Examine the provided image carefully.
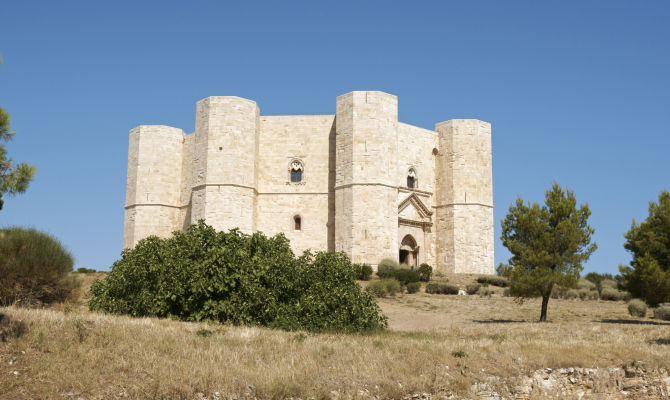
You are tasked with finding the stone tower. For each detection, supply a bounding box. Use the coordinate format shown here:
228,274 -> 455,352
334,91 -> 399,264
123,125 -> 184,248
190,97 -> 259,233
434,120 -> 494,274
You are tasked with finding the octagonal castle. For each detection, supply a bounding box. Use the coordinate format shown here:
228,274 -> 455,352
123,91 -> 493,274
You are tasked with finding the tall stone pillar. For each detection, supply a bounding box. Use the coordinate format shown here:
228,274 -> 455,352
123,125 -> 184,248
434,119 -> 493,274
335,91 -> 399,264
190,96 -> 259,233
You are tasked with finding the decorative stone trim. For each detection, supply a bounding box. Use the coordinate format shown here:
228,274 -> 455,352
398,218 -> 433,228
334,183 -> 397,190
434,202 -> 493,209
191,183 -> 258,193
398,193 -> 433,217
398,187 -> 432,196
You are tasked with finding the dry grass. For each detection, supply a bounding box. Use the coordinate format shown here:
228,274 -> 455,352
1,278 -> 669,399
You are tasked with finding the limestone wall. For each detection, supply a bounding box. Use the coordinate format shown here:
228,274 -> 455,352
190,96 -> 259,233
434,119 -> 493,274
255,115 -> 335,255
123,125 -> 184,248
335,91 -> 399,264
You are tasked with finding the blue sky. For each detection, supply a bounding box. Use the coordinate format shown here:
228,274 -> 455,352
1,1 -> 668,273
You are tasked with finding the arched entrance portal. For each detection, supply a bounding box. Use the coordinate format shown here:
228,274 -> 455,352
399,234 -> 419,269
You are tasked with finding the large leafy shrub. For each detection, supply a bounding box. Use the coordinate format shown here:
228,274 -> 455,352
89,222 -> 387,333
0,227 -> 75,306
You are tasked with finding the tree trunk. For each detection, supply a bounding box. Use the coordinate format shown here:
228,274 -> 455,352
540,294 -> 550,322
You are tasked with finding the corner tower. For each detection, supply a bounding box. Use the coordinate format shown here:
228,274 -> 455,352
123,125 -> 184,248
434,120 -> 494,274
190,97 -> 259,233
335,91 -> 399,264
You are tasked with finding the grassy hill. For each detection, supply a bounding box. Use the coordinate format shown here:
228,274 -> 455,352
1,277 -> 669,399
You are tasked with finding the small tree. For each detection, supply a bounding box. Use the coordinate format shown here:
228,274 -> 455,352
619,190 -> 670,306
0,55 -> 36,210
500,183 -> 597,321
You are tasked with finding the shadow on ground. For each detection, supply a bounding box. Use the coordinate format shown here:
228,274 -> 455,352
597,319 -> 670,326
472,319 -> 526,324
649,338 -> 670,345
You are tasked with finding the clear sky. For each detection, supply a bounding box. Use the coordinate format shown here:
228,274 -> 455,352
1,1 -> 668,273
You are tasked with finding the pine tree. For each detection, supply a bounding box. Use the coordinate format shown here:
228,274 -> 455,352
500,183 -> 597,321
619,190 -> 670,306
0,54 -> 36,210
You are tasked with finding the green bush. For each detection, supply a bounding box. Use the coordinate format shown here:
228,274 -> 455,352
418,263 -> 432,282
627,299 -> 647,318
382,279 -> 401,296
563,289 -> 579,300
479,287 -> 494,297
600,279 -> 618,290
377,258 -> 400,279
365,281 -> 386,298
376,258 -> 399,279
0,227 -> 75,306
406,281 -> 421,294
465,283 -> 481,295
576,278 -> 596,291
653,303 -> 670,321
476,275 -> 509,287
392,268 -> 420,285
425,283 -> 440,294
75,267 -> 97,274
0,313 -> 27,342
600,287 -> 630,301
353,263 -> 373,281
90,221 -> 387,333
425,283 -> 459,295
578,288 -> 598,300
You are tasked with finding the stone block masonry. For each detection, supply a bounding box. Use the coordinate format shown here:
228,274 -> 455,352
123,91 -> 494,274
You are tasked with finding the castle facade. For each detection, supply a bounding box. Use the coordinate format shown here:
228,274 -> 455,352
123,91 -> 493,274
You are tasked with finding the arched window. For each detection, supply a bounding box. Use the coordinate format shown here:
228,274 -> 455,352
294,215 -> 302,231
289,160 -> 304,183
407,168 -> 416,189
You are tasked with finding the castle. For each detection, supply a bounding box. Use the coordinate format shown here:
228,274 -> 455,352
123,91 -> 493,274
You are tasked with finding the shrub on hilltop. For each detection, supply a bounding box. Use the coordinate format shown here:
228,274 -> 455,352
376,258 -> 400,279
653,303 -> 670,321
0,227 -> 75,306
627,299 -> 647,318
89,221 -> 387,333
418,263 -> 432,282
476,275 -> 509,288
353,263 -> 373,281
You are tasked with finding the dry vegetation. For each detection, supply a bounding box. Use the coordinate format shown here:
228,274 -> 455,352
1,275 -> 669,399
